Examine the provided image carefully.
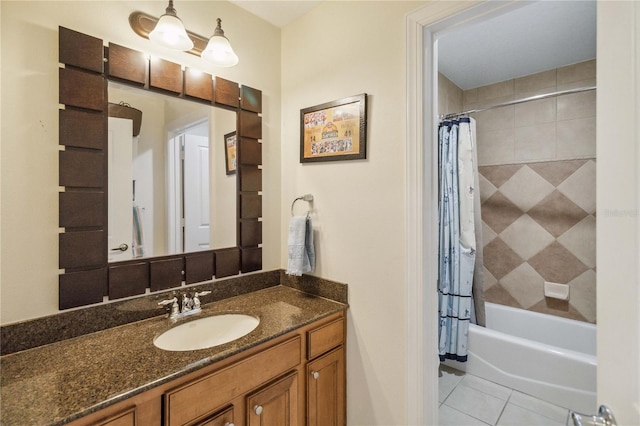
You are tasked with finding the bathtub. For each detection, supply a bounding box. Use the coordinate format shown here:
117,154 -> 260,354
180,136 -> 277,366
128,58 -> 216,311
444,302 -> 596,413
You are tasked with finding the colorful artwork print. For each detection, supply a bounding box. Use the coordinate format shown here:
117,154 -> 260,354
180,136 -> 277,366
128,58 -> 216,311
301,94 -> 366,163
224,131 -> 237,175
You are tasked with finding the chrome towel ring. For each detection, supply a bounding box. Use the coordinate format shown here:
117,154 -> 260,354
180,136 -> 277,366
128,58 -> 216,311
291,194 -> 314,217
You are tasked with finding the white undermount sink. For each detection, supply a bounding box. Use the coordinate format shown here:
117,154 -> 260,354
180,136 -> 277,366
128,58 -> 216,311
154,314 -> 260,352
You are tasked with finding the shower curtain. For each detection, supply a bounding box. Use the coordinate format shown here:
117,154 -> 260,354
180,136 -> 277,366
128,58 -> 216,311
438,117 -> 485,362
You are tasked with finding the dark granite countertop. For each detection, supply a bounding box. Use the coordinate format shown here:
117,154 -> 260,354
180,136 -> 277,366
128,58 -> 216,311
0,285 -> 347,426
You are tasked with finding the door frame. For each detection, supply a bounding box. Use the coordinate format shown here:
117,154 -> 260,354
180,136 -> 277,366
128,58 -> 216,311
405,1 -> 640,424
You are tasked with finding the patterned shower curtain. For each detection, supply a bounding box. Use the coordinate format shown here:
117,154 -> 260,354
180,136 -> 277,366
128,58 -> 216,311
438,117 -> 483,362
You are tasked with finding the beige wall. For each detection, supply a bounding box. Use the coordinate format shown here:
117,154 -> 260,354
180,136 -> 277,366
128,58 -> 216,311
0,1 -> 282,323
281,2 -> 424,424
438,73 -> 463,116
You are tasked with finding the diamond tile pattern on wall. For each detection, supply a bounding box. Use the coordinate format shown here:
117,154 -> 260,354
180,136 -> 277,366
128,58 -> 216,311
481,193 -> 523,234
479,160 -> 596,323
528,190 -> 589,237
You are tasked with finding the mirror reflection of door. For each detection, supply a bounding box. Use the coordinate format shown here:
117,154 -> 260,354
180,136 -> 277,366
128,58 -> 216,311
168,121 -> 211,254
107,117 -> 133,262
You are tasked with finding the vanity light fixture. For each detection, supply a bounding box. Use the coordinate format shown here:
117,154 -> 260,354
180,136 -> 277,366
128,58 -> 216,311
129,4 -> 239,67
148,0 -> 194,51
201,18 -> 239,67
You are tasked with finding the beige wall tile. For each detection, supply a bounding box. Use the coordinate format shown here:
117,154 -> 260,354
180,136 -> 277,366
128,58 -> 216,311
438,82 -> 447,115
476,105 -> 514,132
483,237 -> 524,279
482,222 -> 498,247
557,117 -> 596,158
515,69 -> 556,96
499,166 -> 555,212
558,215 -> 596,268
528,191 -> 589,238
479,164 -> 523,187
483,266 -> 498,290
466,61 -> 598,323
557,77 -> 596,91
477,94 -> 515,110
568,269 -> 596,323
477,128 -> 515,166
438,73 -> 463,116
557,91 -> 596,121
557,59 -> 596,86
478,173 -> 497,203
448,79 -> 463,112
478,79 -> 514,102
463,88 -> 478,109
499,215 -> 555,260
515,98 -> 556,127
528,241 -> 588,284
557,160 -> 597,214
500,263 -> 546,309
514,123 -> 556,162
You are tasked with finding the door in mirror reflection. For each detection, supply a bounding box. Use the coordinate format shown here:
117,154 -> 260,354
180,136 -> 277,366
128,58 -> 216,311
108,117 -> 134,262
168,121 -> 211,254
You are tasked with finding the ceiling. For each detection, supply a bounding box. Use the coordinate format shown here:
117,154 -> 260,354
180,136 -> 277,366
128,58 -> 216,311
229,0 -> 322,28
437,1 -> 597,90
229,1 -> 596,91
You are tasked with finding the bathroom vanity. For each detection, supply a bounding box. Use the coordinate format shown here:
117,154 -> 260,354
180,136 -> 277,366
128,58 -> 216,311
0,285 -> 347,425
0,25 -> 348,425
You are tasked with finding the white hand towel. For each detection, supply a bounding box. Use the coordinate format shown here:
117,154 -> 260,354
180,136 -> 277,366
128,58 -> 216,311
132,204 -> 145,258
286,216 -> 315,276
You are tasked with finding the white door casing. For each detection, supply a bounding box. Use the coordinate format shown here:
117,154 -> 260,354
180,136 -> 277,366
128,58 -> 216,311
595,2 -> 640,423
406,1 -> 640,425
167,134 -> 184,254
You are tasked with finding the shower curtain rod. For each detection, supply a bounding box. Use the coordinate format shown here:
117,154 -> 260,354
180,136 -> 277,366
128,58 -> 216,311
440,85 -> 596,120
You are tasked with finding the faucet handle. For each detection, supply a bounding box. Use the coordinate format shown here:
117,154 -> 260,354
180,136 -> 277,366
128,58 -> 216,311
158,297 -> 177,306
158,297 -> 179,317
193,291 -> 211,310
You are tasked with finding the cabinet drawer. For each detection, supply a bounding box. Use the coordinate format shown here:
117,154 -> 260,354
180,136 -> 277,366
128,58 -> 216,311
166,336 -> 301,426
307,317 -> 344,360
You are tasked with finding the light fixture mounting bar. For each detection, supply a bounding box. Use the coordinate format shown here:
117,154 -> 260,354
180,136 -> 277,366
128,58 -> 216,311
129,11 -> 208,56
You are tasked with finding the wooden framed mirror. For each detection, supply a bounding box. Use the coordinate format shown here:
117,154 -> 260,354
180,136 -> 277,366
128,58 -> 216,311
58,27 -> 262,309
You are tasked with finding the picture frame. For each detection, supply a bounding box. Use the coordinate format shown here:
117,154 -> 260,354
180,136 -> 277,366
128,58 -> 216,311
300,93 -> 367,163
224,131 -> 237,175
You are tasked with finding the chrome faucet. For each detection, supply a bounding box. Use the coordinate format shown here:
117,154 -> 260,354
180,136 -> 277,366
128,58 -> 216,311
182,294 -> 193,312
158,291 -> 211,320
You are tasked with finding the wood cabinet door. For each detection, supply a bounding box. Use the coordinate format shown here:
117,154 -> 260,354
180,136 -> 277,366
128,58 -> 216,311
307,347 -> 345,426
246,371 -> 298,426
194,405 -> 235,426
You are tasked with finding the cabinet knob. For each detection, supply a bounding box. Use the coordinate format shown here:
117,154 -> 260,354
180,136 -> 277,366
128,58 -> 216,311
311,371 -> 320,380
254,405 -> 263,415
224,423 -> 235,426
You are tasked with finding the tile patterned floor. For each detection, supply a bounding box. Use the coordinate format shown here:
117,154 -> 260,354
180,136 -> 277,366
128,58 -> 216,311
439,365 -> 571,425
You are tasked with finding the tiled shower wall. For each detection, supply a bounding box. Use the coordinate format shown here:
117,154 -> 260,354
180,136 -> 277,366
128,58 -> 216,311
438,60 -> 596,323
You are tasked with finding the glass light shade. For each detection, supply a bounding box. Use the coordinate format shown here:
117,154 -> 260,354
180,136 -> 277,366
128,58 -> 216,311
149,14 -> 194,51
201,35 -> 239,67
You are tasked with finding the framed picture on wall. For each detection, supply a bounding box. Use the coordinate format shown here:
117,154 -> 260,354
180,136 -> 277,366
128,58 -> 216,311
300,93 -> 367,163
224,131 -> 237,175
